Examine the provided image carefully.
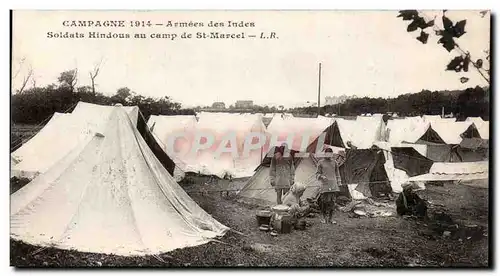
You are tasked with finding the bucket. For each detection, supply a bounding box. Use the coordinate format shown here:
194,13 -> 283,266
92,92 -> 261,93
272,214 -> 293,234
270,205 -> 293,234
256,210 -> 272,226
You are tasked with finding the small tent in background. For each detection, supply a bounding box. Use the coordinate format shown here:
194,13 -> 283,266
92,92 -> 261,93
11,106 -> 228,256
147,115 -> 197,153
356,114 -> 388,143
184,112 -> 267,178
237,146 -> 302,206
237,146 -> 354,206
11,112 -> 75,179
339,147 -> 392,198
422,115 -> 456,124
321,117 -> 386,149
387,119 -> 445,145
265,115 -> 333,152
431,121 -> 481,145
237,145 -> 391,206
466,117 -> 489,140
147,115 -> 198,181
408,161 -> 488,188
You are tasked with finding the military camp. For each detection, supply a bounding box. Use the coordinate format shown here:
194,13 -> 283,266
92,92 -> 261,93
9,10 -> 490,268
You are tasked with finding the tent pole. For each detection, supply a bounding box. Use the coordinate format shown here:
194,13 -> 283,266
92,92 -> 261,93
317,63 -> 322,118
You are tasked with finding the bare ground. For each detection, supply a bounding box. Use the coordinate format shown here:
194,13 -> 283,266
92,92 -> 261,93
10,176 -> 490,268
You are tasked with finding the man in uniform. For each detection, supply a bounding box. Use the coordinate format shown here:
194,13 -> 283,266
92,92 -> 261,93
270,143 -> 295,205
316,147 -> 344,224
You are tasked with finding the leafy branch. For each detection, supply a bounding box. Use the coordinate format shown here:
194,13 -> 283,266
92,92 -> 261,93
397,10 -> 490,84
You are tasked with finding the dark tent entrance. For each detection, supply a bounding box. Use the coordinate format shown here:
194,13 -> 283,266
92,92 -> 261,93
340,148 -> 392,198
415,127 -> 445,144
135,112 -> 176,176
412,142 -> 488,163
390,147 -> 434,177
306,120 -> 347,150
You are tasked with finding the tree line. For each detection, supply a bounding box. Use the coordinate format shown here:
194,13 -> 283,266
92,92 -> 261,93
11,70 -> 196,125
11,69 -> 489,125
290,86 -> 489,121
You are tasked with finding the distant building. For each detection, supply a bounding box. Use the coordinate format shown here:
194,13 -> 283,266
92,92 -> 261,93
324,95 -> 353,106
212,102 -> 226,109
235,100 -> 253,109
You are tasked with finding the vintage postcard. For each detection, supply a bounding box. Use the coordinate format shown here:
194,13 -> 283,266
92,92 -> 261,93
10,10 -> 490,268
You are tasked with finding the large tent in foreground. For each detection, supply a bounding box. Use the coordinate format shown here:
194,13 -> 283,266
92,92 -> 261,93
11,105 -> 228,256
11,102 -> 176,180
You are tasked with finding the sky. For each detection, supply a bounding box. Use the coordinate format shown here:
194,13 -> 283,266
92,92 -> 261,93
12,10 -> 490,108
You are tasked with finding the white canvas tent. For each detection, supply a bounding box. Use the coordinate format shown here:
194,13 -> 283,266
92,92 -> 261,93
332,118 -> 385,149
408,161 -> 488,184
355,115 -> 387,145
11,102 -> 139,179
237,145 -> 392,206
431,121 -> 481,145
266,115 -> 333,152
185,113 -> 267,178
386,118 -> 437,145
237,153 -> 354,206
147,115 -> 198,181
422,115 -> 456,124
11,106 -> 228,256
372,141 -> 426,193
466,117 -> 489,140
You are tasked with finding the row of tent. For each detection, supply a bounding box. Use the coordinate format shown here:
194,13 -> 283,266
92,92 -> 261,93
10,102 -> 490,256
147,112 -> 489,176
13,109 -> 489,181
147,112 -> 489,205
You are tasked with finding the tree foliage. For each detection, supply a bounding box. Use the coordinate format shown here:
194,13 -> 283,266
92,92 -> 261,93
290,86 -> 489,121
11,72 -> 195,124
397,10 -> 490,84
57,69 -> 78,91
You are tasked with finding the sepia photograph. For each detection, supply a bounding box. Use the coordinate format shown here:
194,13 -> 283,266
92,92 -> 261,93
9,9 -> 491,268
